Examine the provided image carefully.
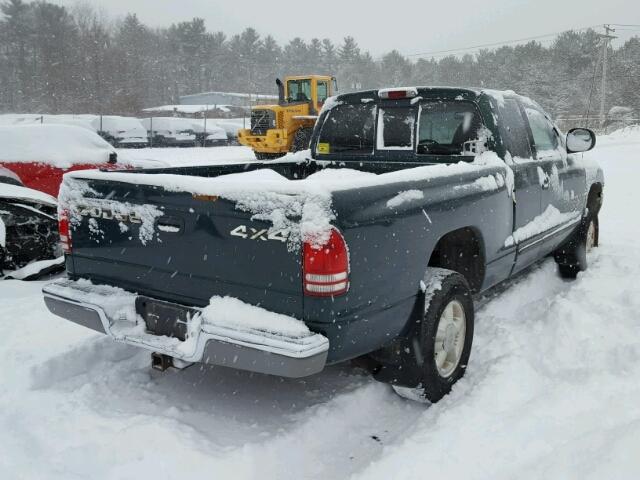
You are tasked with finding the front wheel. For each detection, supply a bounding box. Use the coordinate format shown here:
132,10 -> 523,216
291,128 -> 313,152
388,268 -> 475,403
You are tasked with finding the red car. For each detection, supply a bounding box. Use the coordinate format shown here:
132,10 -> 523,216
0,124 -> 158,197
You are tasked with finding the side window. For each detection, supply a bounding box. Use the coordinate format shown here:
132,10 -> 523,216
499,99 -> 532,159
317,81 -> 328,105
377,107 -> 415,150
524,107 -> 559,154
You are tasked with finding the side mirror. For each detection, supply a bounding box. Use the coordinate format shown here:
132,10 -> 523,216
566,128 -> 596,153
108,152 -> 118,164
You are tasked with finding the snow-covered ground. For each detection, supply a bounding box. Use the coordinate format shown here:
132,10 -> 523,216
1,129 -> 640,479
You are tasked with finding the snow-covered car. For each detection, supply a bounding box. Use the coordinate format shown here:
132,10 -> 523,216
0,124 -> 167,197
140,118 -> 197,147
91,116 -> 149,148
0,167 -> 60,274
0,124 -> 119,197
188,119 -> 228,146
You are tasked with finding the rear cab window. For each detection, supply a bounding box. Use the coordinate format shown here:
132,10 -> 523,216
315,94 -> 487,160
417,101 -> 485,156
316,103 -> 376,155
377,107 -> 415,150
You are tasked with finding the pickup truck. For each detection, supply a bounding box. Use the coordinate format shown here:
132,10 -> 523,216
43,87 -> 604,403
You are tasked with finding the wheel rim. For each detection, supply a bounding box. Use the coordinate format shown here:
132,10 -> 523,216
434,300 -> 466,378
586,221 -> 596,253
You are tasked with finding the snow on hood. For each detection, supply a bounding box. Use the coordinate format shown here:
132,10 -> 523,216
0,124 -> 116,168
0,182 -> 57,207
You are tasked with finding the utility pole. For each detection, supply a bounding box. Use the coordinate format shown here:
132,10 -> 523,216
599,25 -> 617,126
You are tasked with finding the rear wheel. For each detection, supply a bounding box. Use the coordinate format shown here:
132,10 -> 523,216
375,268 -> 475,403
555,215 -> 598,278
254,152 -> 286,161
291,128 -> 313,152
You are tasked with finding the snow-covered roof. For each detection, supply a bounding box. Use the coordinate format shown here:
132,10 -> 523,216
142,105 -> 234,114
0,114 -> 96,131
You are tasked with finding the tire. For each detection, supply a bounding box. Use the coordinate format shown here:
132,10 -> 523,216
555,214 -> 598,279
291,128 -> 313,152
254,152 -> 286,161
379,268 -> 475,403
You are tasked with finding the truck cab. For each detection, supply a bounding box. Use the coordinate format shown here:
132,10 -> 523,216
237,75 -> 336,160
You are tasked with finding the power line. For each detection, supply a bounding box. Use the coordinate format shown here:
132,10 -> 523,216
405,24 -> 601,58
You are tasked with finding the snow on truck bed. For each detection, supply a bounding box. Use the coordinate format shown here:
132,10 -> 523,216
62,151 -> 509,248
1,130 -> 639,479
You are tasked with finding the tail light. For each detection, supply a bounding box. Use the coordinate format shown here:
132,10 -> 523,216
59,209 -> 72,254
303,228 -> 349,297
378,87 -> 418,100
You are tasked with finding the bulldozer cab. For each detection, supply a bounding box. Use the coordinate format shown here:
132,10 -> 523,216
280,75 -> 336,114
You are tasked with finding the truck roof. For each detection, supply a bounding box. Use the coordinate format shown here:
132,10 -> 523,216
333,86 -> 521,103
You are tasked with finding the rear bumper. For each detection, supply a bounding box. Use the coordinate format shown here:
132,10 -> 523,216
42,279 -> 329,378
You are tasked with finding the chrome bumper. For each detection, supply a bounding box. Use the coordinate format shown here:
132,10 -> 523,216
42,279 -> 329,378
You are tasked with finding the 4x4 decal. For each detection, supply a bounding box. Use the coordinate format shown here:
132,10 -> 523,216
229,225 -> 288,243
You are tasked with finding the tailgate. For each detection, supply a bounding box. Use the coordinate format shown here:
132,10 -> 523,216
63,177 -> 303,317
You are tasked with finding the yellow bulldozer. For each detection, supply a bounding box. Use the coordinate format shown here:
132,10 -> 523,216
237,75 -> 337,160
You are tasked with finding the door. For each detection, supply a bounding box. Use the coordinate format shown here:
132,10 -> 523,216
498,98 -> 543,274
522,106 -> 582,256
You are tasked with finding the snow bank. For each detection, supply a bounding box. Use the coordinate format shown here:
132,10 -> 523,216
0,124 -> 115,168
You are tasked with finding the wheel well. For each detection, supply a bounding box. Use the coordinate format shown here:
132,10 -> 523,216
587,183 -> 603,217
428,227 -> 485,293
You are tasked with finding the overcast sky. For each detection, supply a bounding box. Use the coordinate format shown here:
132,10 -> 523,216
53,0 -> 639,57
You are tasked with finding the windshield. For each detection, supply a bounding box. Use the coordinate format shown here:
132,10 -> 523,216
316,103 -> 375,155
417,101 -> 484,155
287,79 -> 312,103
